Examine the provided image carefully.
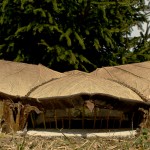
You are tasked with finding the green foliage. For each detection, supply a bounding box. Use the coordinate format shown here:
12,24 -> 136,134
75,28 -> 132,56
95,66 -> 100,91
0,0 -> 149,72
133,128 -> 150,149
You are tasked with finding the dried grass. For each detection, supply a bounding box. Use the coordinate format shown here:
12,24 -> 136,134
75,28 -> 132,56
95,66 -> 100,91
0,130 -> 150,150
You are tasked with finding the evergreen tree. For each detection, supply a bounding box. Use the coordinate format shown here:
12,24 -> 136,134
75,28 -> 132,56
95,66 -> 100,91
0,0 -> 149,72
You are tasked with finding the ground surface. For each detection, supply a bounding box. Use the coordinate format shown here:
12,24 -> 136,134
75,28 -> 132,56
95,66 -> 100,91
27,129 -> 137,138
0,129 -> 150,150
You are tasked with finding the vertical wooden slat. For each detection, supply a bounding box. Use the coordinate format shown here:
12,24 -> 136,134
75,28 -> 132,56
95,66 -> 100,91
30,113 -> 35,129
131,112 -> 135,130
62,118 -> 64,129
106,110 -> 111,129
82,106 -> 85,129
42,112 -> 46,129
54,110 -> 57,129
68,109 -> 71,129
119,112 -> 123,128
0,101 -> 3,121
49,117 -> 51,128
99,109 -> 102,129
93,108 -> 97,129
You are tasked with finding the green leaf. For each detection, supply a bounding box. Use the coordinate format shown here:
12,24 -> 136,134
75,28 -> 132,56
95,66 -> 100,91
59,28 -> 72,47
74,32 -> 86,49
94,38 -> 101,50
33,8 -> 46,17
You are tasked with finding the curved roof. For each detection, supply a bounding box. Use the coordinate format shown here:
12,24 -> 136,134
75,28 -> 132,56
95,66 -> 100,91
64,70 -> 88,76
0,60 -> 150,111
29,74 -> 142,101
0,60 -> 64,96
90,61 -> 150,102
0,60 -> 150,108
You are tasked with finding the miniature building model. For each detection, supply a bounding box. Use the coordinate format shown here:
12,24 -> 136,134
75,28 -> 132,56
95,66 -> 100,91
0,60 -> 150,133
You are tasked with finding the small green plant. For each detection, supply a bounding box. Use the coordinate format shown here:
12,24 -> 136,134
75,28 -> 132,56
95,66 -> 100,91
17,136 -> 26,150
133,128 -> 150,149
17,138 -> 25,150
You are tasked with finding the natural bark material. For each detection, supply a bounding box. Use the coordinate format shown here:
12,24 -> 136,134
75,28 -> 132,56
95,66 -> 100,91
1,100 -> 41,133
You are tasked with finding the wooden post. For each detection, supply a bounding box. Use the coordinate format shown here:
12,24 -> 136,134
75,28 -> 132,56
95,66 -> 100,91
49,117 -> 51,128
62,118 -> 64,129
0,101 -> 3,123
30,113 -> 35,129
99,109 -> 103,129
119,112 -> 123,128
131,112 -> 135,130
54,110 -> 57,129
82,106 -> 85,129
42,112 -> 46,129
68,109 -> 71,129
93,108 -> 97,129
106,110 -> 111,129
